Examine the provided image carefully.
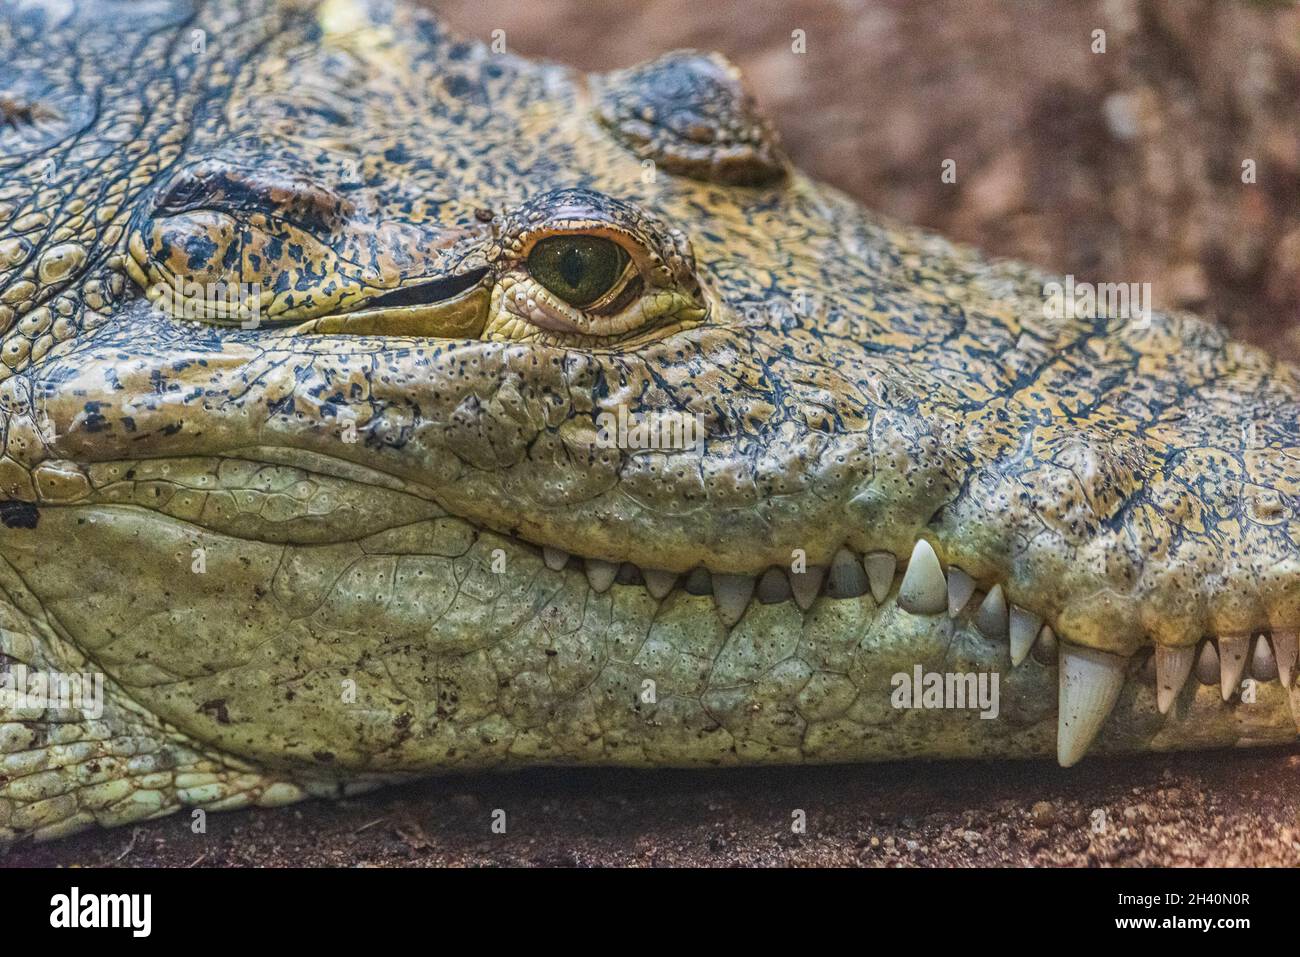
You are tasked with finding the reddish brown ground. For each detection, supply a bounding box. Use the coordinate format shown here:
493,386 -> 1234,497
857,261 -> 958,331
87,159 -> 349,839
7,0 -> 1300,868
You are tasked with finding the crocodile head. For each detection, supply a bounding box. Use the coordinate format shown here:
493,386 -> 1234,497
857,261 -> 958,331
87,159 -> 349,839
0,0 -> 1297,842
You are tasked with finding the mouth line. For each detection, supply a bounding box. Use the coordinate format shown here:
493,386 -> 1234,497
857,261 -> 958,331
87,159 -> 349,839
289,267 -> 492,338
359,267 -> 491,309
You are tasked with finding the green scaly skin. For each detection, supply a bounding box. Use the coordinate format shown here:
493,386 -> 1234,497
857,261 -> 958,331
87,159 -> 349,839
0,0 -> 1297,844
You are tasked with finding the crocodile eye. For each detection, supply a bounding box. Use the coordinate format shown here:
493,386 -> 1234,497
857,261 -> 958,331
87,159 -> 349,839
486,188 -> 709,345
527,235 -> 630,309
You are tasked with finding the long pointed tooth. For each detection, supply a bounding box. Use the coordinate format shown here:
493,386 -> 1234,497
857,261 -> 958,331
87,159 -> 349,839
1008,606 -> 1041,666
1057,644 -> 1127,768
863,552 -> 896,604
1273,631 -> 1297,688
1032,623 -> 1058,665
1218,634 -> 1249,701
642,568 -> 678,600
1155,644 -> 1196,714
974,584 -> 1009,640
826,547 -> 868,598
543,547 -> 570,571
947,566 -> 975,616
1195,640 -> 1219,685
897,540 -> 946,614
1250,634 -> 1277,681
584,558 -> 618,594
789,565 -> 825,610
712,573 -> 756,626
757,567 -> 793,604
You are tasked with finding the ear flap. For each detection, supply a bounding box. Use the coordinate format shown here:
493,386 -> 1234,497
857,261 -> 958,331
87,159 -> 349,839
593,50 -> 788,187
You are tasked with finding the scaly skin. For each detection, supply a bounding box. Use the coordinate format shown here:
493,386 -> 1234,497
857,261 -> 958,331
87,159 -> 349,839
0,0 -> 1297,844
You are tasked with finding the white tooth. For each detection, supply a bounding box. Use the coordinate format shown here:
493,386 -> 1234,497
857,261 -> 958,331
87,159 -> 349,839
584,558 -> 618,594
947,566 -> 975,617
1195,640 -> 1219,685
543,547 -> 570,572
1057,644 -> 1128,768
789,565 -> 825,610
1008,606 -> 1041,667
896,541 -> 946,614
863,551 -> 896,604
974,584 -> 1009,640
1155,644 -> 1196,714
1250,634 -> 1277,682
757,567 -> 793,604
712,573 -> 756,626
1218,634 -> 1249,702
1032,623 -> 1058,665
642,569 -> 678,600
827,547 -> 868,598
1272,631 -> 1297,688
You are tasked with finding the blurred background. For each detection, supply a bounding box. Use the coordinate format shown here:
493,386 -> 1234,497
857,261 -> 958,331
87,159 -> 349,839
443,0 -> 1300,361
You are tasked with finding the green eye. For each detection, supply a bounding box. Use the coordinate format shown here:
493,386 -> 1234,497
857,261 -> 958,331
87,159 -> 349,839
527,235 -> 630,308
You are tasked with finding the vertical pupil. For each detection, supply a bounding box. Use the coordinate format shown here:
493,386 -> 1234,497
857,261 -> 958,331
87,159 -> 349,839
559,245 -> 586,288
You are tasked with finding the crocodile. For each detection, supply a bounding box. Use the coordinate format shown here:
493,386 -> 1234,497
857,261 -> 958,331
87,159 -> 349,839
0,0 -> 1297,845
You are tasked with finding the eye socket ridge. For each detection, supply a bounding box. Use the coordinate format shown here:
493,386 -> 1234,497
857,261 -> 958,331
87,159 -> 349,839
153,162 -> 353,236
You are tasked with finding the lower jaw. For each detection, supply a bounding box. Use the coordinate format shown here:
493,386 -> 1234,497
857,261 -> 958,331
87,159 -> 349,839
6,452 -> 1297,772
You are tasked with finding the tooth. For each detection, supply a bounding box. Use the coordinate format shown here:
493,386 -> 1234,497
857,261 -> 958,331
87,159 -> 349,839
826,547 -> 868,598
1273,631 -> 1297,688
789,565 -> 825,610
974,584 -> 1009,640
642,568 -> 678,600
1154,644 -> 1196,714
543,547 -> 570,571
584,558 -> 618,593
1009,605 -> 1041,667
757,567 -> 793,604
947,566 -> 975,616
1057,644 -> 1127,768
1195,640 -> 1219,685
712,573 -> 756,626
1251,634 -> 1277,681
863,551 -> 896,604
684,567 -> 712,595
896,541 -> 946,614
1218,634 -> 1249,701
1032,624 -> 1058,665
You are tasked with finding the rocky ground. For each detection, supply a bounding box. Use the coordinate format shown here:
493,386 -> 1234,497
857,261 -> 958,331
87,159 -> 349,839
9,0 -> 1300,868
10,748 -> 1300,866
